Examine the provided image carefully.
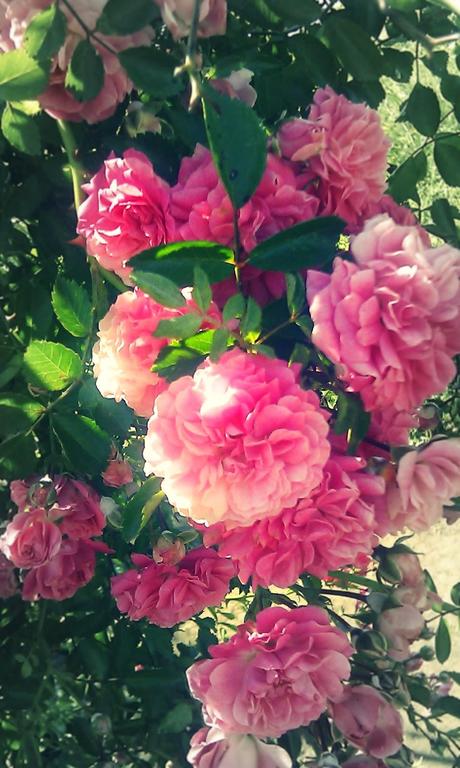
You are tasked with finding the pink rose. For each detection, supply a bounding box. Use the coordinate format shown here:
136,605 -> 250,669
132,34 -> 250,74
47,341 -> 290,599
77,150 -> 176,283
187,606 -> 352,738
154,0 -> 227,39
278,87 -> 390,228
144,349 -> 330,528
203,451 -> 384,587
379,438 -> 460,534
102,455 -> 134,487
0,553 -> 18,598
329,684 -> 403,759
152,535 -> 186,565
1,510 -> 62,569
211,69 -> 257,107
22,539 -> 108,601
93,288 -> 218,417
0,1 -> 153,124
377,605 -> 425,661
111,547 -> 235,627
307,215 -> 460,419
187,727 -> 292,768
357,195 -> 430,244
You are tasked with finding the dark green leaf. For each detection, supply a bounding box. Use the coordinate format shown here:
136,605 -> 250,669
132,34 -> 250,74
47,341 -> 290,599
334,391 -> 370,452
0,49 -> 49,101
381,48 -> 414,82
131,272 -> 187,308
77,638 -> 109,680
122,476 -> 163,542
451,582 -> 460,605
288,36 -> 340,87
0,393 -> 44,437
249,217 -> 345,271
52,413 -> 111,474
440,73 -> 460,120
129,241 -> 234,286
322,17 -> 383,81
403,84 -> 440,136
0,432 -> 37,479
210,327 -> 231,362
23,341 -> 82,392
78,378 -> 133,439
202,85 -> 267,209
0,343 -> 23,388
153,313 -> 203,340
432,696 -> 460,719
430,199 -> 459,244
388,151 -> 427,203
23,4 -> 67,60
223,293 -> 246,323
118,47 -> 183,98
65,40 -> 104,102
407,679 -> 432,708
97,0 -> 155,34
192,266 -> 212,313
158,702 -> 193,734
264,0 -> 321,23
51,275 -> 91,337
343,0 -> 385,36
435,616 -> 451,663
434,135 -> 460,186
1,104 -> 41,155
286,273 -> 306,316
241,297 -> 262,337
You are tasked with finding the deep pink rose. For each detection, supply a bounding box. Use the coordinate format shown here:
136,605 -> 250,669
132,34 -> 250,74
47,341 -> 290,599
203,451 -> 384,587
0,553 -> 18,598
187,727 -> 292,768
102,456 -> 134,488
378,438 -> 460,534
0,1 -> 153,124
154,0 -> 227,39
211,69 -> 257,107
278,87 -> 390,228
111,547 -> 235,627
1,510 -> 62,569
93,288 -> 219,417
187,606 -> 352,738
329,684 -> 403,759
172,146 -> 319,305
22,539 -> 108,601
307,215 -> 460,419
77,150 -> 176,283
377,606 -> 425,661
144,349 -> 330,528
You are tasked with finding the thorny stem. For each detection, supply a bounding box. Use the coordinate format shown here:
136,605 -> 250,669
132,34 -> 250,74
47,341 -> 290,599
59,0 -> 118,55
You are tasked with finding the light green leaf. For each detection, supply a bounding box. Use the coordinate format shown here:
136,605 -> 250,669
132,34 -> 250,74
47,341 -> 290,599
1,104 -> 41,155
153,313 -> 203,340
241,297 -> 262,337
129,241 -> 234,286
51,275 -> 91,337
223,292 -> 246,323
23,341 -> 82,391
210,327 -> 231,362
23,4 -> 67,60
192,266 -> 212,313
0,49 -> 49,101
131,272 -> 186,308
0,393 -> 44,437
65,39 -> 104,102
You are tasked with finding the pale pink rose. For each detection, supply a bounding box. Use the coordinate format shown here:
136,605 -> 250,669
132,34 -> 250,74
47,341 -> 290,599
102,456 -> 134,487
111,547 -> 235,627
329,684 -> 403,759
187,606 -> 352,738
211,69 -> 257,107
172,146 -> 319,305
368,408 -> 416,448
144,349 -> 330,528
93,288 -> 217,417
77,150 -> 176,283
278,87 -> 390,228
187,727 -> 292,768
377,605 -> 425,661
357,195 -> 430,244
154,0 -> 227,39
379,439 -> 460,534
307,215 -> 460,419
202,451 -> 384,587
0,1 -> 153,124
0,553 -> 18,598
1,510 -> 62,569
22,539 -> 109,601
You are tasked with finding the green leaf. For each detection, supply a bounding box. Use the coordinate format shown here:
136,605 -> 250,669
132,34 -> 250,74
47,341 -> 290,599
23,4 -> 67,60
241,297 -> 262,337
51,276 -> 91,337
264,0 -> 321,23
130,272 -> 187,308
403,84 -> 440,137
52,413 -> 111,474
432,696 -> 460,719
97,0 -> 155,34
0,345 -> 23,389
192,266 -> 212,313
1,104 -> 41,155
430,199 -> 458,244
153,313 -> 203,340
78,378 -> 133,438
381,48 -> 414,82
249,217 -> 345,271
223,293 -> 246,323
388,151 -> 427,203
434,135 -> 460,187
0,433 -> 37,480
210,327 -> 231,362
286,273 -> 306,316
0,49 -> 49,101
122,476 -> 163,542
322,17 -> 383,82
435,616 -> 451,663
0,393 -> 44,437
334,391 -> 370,453
202,85 -> 267,209
118,47 -> 183,98
451,582 -> 460,605
77,639 -> 109,680
65,40 -> 104,102
158,702 -> 193,734
23,341 -> 82,392
129,241 -> 234,286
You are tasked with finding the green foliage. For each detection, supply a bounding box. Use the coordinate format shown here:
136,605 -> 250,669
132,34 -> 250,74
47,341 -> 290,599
130,241 -> 235,285
97,0 -> 156,35
23,341 -> 82,392
65,40 -> 104,102
52,413 -> 112,474
23,4 -> 67,61
1,104 -> 41,156
118,47 -> 183,98
0,49 -> 49,100
248,217 -> 345,272
51,276 -> 92,337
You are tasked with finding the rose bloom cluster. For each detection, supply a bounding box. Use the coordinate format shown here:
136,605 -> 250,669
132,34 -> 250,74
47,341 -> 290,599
0,476 -> 110,601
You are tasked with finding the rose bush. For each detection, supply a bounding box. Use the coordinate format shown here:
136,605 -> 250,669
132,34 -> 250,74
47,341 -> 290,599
0,1 -> 460,767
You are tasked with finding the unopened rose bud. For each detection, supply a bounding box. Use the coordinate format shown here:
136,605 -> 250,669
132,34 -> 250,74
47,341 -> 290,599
152,534 -> 186,565
355,630 -> 388,657
417,403 -> 440,429
419,645 -> 435,661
